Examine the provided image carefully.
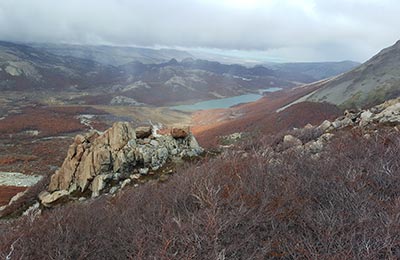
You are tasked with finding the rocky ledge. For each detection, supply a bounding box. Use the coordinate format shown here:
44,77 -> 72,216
39,122 -> 203,206
280,97 -> 400,156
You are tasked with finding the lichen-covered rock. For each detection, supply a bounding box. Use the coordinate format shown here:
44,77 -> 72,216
359,110 -> 374,126
332,117 -> 353,129
91,174 -> 112,197
283,135 -> 302,148
376,103 -> 400,124
318,120 -> 332,132
39,190 -> 70,206
41,122 -> 203,205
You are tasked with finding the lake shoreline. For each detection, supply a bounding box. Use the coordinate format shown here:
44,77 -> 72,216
170,87 -> 282,111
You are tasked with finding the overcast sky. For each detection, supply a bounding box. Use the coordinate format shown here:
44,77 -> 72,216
0,0 -> 399,62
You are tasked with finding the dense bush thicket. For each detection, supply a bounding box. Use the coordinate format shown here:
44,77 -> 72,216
1,129 -> 399,259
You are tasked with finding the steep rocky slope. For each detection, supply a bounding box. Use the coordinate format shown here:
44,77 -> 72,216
298,40 -> 400,108
265,60 -> 360,83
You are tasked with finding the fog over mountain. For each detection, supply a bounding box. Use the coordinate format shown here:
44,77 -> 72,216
0,0 -> 399,62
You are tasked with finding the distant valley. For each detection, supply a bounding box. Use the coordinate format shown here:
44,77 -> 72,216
0,41 -> 359,107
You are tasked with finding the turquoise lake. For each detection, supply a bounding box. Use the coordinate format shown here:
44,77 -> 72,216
171,87 -> 282,111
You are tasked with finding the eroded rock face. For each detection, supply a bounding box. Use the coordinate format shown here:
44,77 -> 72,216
135,126 -> 152,139
42,122 -> 203,205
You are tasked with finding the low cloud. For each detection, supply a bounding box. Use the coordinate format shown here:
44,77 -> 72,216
0,0 -> 399,62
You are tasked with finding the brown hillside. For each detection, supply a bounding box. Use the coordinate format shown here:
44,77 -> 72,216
193,86 -> 342,147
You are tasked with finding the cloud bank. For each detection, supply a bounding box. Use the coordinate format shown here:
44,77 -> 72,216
0,0 -> 399,62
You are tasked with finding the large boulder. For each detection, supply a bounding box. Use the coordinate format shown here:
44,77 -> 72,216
376,103 -> 400,124
41,121 -> 203,205
171,127 -> 189,138
283,135 -> 302,148
318,120 -> 332,132
39,190 -> 70,206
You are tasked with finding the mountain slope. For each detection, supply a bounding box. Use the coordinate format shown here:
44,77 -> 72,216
265,61 -> 360,83
29,43 -> 195,66
0,41 -> 365,107
0,42 -> 294,105
75,59 -> 297,106
301,40 -> 400,108
0,41 -> 119,91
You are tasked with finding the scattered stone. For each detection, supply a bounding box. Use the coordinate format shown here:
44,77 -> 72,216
39,190 -> 70,206
320,133 -> 334,142
359,110 -> 374,126
121,179 -> 131,189
344,109 -> 360,122
22,202 -> 41,220
376,103 -> 400,124
139,168 -> 149,175
332,117 -> 353,129
318,120 -> 332,132
130,174 -> 141,180
283,135 -> 302,147
171,127 -> 189,138
305,140 -> 324,154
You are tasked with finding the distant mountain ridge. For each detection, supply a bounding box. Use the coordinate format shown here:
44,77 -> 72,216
0,40 -> 360,106
0,41 -> 295,105
0,41 -> 119,91
29,43 -> 195,66
265,61 -> 360,83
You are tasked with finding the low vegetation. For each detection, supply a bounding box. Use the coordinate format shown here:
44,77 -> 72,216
0,106 -> 86,138
1,127 -> 399,259
194,100 -> 341,148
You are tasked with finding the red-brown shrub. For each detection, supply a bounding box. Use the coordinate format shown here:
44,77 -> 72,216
0,128 -> 399,259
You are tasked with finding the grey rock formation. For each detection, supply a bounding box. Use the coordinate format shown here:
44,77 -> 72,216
40,122 -> 203,205
283,135 -> 303,148
279,98 -> 400,157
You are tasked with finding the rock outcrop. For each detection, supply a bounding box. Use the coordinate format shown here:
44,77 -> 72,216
277,97 -> 400,156
320,97 -> 400,132
40,122 -> 203,205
